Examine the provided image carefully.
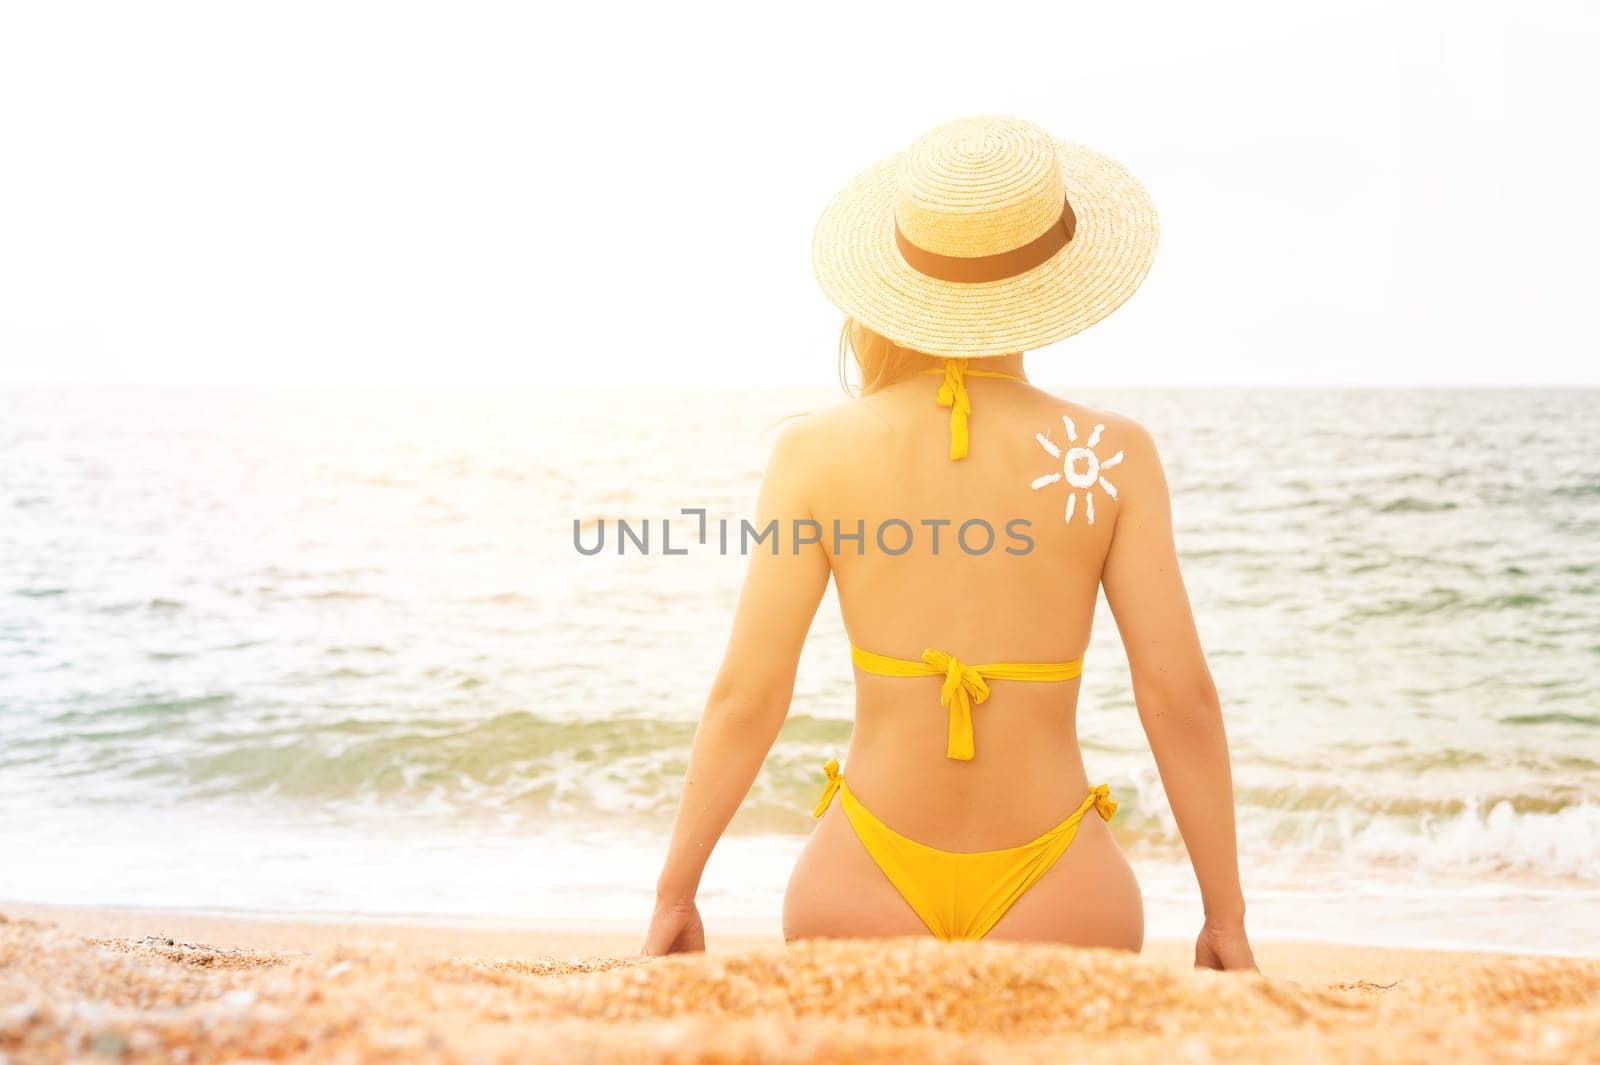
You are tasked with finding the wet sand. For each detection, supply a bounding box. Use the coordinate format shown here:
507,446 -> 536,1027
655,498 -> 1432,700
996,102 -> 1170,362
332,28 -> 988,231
2,902 -> 1597,1063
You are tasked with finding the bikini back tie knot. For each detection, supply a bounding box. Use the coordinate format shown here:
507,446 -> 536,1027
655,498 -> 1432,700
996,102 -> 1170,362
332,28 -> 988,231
922,360 -> 1024,461
851,644 -> 1084,761
925,648 -> 989,761
934,359 -> 975,460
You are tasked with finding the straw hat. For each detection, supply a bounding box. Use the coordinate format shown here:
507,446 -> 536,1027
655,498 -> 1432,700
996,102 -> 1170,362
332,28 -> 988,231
811,115 -> 1159,358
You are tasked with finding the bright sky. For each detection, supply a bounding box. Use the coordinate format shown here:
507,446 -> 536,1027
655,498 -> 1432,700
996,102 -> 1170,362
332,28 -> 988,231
1,1 -> 1595,387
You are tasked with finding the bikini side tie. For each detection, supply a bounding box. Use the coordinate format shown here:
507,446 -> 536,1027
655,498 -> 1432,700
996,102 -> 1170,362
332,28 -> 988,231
813,758 -> 843,818
1088,783 -> 1119,820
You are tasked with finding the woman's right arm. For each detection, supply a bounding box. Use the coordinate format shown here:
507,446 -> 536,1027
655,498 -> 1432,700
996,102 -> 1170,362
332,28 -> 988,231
1099,419 -> 1257,972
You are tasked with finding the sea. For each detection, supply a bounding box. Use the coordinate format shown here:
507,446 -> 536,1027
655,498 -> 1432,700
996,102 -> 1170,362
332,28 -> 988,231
2,385 -> 1597,954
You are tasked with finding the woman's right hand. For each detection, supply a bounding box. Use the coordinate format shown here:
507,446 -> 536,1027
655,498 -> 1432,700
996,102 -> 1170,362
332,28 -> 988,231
642,897 -> 706,956
1194,917 -> 1258,972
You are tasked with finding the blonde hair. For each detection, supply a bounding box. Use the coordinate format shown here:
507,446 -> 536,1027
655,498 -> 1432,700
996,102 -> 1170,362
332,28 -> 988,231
837,318 -> 936,396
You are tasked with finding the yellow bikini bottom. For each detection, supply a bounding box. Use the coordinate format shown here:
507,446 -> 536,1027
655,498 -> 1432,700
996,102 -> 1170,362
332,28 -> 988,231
812,758 -> 1118,941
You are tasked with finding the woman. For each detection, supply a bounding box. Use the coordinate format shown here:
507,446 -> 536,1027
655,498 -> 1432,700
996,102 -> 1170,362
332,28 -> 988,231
643,115 -> 1256,970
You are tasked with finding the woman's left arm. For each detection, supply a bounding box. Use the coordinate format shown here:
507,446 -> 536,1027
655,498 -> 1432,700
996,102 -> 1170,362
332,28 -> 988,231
643,419 -> 831,954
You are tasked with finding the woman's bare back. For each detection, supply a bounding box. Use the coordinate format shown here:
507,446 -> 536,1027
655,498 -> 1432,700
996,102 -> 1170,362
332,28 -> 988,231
781,370 -> 1147,947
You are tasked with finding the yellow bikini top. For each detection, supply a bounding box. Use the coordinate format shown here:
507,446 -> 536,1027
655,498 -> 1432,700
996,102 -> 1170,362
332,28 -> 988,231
922,358 -> 1024,461
851,645 -> 1084,761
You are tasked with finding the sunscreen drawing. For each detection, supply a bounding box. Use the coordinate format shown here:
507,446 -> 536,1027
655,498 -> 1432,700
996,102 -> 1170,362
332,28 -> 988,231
1030,415 -> 1122,525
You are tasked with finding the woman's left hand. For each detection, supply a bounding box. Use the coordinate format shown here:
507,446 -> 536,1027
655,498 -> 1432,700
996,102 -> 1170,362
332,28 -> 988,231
642,897 -> 705,955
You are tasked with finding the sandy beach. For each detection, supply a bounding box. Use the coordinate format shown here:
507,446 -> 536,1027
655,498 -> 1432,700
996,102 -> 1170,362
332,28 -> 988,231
2,902 -> 1597,1064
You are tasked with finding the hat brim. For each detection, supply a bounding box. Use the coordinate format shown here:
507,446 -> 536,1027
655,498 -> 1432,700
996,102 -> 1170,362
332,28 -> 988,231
811,140 -> 1159,358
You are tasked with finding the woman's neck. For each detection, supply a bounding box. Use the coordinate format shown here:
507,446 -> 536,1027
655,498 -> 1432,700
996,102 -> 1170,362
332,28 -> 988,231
963,352 -> 1027,379
904,351 -> 1028,381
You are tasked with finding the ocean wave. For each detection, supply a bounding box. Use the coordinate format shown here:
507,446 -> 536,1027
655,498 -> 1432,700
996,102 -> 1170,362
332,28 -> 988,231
1553,478 -> 1600,498
1500,712 -> 1600,728
1377,496 -> 1460,513
1342,585 -> 1566,620
12,700 -> 1596,882
42,693 -> 236,726
1344,800 -> 1600,880
90,596 -> 188,615
11,586 -> 67,598
22,711 -> 852,815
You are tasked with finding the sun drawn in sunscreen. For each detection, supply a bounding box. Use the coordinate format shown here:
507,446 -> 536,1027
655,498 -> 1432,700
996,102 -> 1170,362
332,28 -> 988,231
1030,415 -> 1122,524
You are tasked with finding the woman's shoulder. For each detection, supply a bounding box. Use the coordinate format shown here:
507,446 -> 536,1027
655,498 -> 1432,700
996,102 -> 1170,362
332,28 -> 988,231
1011,393 -> 1169,517
1020,390 -> 1158,453
766,395 -> 892,452
760,404 -> 847,472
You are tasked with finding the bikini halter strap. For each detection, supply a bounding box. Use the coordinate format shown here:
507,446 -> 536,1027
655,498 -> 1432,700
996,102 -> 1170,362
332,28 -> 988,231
922,358 -> 1023,461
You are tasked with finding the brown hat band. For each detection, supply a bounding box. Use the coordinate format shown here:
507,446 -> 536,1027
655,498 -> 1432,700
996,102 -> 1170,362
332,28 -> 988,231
894,195 -> 1076,284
